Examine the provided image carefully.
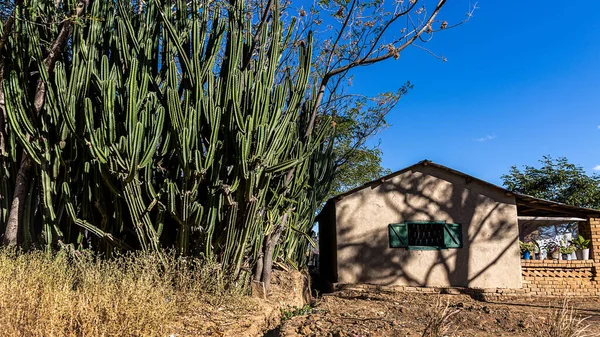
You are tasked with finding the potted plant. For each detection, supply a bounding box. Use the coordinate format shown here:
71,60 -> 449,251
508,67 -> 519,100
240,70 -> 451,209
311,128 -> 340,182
573,235 -> 590,260
569,245 -> 576,260
545,241 -> 560,260
533,241 -> 543,260
560,245 -> 575,260
519,241 -> 535,260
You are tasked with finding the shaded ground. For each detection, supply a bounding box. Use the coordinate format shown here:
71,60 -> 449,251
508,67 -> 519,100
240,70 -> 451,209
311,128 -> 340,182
276,290 -> 600,337
172,271 -> 309,337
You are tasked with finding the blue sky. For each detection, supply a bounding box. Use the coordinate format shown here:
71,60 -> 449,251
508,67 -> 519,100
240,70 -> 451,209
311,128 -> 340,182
348,0 -> 600,185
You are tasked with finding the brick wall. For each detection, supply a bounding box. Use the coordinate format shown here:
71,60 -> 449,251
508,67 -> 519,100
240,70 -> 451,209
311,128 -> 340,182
521,260 -> 600,297
519,218 -> 600,297
588,217 -> 600,262
335,259 -> 600,298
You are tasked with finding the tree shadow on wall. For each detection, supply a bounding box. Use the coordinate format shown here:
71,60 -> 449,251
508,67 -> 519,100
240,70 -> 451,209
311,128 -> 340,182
335,166 -> 519,288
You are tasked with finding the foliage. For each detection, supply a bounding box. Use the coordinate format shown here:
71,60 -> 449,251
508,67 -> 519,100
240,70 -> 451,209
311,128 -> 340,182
281,304 -> 313,321
326,87 -> 409,199
502,156 -> 600,209
533,240 -> 542,253
503,156 -> 600,241
572,235 -> 590,250
0,0 -> 469,289
281,0 -> 474,200
0,0 -> 335,286
0,249 -> 248,336
519,241 -> 535,253
544,241 -> 560,254
328,146 -> 391,199
560,245 -> 575,255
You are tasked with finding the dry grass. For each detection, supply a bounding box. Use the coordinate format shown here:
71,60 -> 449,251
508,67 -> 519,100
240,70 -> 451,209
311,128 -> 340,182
537,299 -> 600,337
0,249 -> 249,337
421,296 -> 460,337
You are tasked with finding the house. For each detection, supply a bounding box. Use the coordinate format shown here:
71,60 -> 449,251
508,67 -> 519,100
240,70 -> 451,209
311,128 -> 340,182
317,160 -> 600,296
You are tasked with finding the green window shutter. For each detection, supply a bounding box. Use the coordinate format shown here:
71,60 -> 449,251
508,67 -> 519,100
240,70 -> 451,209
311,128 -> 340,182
443,223 -> 463,249
389,223 -> 408,248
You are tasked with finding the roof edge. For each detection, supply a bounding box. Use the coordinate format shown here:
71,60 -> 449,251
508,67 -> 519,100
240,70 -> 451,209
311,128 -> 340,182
328,159 -> 511,203
325,159 -> 600,216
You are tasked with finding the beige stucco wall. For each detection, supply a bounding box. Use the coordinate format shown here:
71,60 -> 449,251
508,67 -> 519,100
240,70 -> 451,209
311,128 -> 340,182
334,164 -> 522,289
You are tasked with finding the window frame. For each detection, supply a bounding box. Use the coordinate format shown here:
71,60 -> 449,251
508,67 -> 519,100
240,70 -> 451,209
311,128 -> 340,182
406,220 -> 446,250
388,221 -> 463,250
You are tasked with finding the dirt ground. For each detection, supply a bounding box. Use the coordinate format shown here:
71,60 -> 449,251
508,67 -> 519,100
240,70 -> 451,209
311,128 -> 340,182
274,290 -> 600,337
172,271 -> 309,337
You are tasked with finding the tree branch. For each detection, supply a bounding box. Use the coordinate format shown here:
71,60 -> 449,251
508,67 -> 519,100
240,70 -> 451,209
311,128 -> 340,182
362,0 -> 419,60
241,0 -> 273,70
329,0 -> 447,78
305,0 -> 447,140
33,0 -> 87,113
325,0 -> 356,72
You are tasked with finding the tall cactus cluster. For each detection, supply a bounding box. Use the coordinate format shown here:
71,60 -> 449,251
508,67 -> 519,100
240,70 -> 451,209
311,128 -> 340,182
0,0 -> 334,285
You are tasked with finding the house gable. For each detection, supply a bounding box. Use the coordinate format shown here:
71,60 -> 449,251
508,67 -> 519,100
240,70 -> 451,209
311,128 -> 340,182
332,162 -> 522,288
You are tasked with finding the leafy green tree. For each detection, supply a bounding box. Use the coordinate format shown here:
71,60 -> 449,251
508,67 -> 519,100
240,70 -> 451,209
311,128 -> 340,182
325,86 -> 411,199
502,156 -> 600,241
502,156 -> 600,209
329,147 -> 391,199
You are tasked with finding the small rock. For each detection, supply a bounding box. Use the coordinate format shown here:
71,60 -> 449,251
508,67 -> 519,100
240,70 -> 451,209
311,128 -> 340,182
299,325 -> 312,335
483,306 -> 491,314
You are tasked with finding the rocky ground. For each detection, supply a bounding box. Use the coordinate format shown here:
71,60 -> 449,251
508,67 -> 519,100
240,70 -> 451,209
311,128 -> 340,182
272,290 -> 600,337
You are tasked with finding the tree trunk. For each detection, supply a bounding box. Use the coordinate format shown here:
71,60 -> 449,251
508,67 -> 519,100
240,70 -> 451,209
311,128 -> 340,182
3,0 -> 87,248
260,229 -> 281,292
3,155 -> 32,246
253,252 -> 264,282
260,212 -> 288,292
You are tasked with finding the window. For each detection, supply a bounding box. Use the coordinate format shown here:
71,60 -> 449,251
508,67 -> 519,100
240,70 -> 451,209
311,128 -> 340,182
388,221 -> 463,250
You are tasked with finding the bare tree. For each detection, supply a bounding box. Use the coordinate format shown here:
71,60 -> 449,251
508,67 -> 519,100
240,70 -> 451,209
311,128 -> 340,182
282,0 -> 477,193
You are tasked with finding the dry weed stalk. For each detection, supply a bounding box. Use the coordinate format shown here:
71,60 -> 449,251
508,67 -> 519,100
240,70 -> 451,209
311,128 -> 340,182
0,249 -> 249,337
537,298 -> 599,337
421,295 -> 460,337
